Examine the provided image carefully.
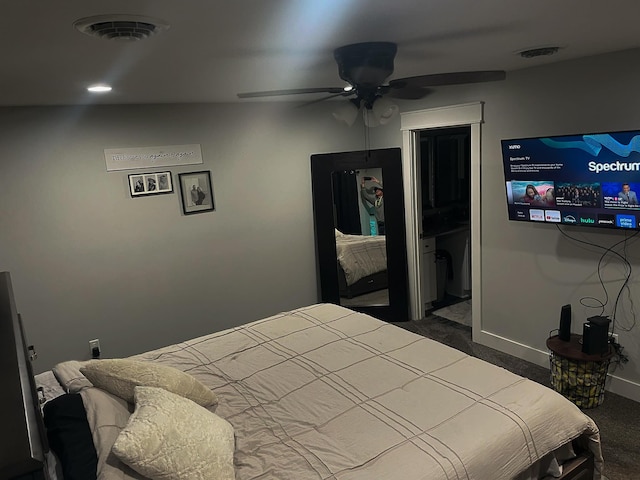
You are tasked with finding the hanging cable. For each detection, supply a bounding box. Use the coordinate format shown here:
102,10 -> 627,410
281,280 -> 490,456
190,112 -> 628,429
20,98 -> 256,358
555,225 -> 638,334
613,230 -> 637,332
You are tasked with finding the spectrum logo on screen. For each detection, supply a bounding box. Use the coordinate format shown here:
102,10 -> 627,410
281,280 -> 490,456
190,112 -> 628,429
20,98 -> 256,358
545,210 -> 561,222
616,214 -> 637,228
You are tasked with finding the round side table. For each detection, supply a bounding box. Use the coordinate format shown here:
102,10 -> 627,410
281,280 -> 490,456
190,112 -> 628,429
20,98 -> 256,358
546,334 -> 614,409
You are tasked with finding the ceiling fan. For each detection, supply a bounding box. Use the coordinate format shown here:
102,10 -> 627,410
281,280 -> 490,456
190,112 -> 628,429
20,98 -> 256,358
237,41 -> 506,110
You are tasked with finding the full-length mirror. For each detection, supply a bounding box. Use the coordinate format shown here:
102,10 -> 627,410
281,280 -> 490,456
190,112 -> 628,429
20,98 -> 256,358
311,148 -> 408,322
332,169 -> 389,307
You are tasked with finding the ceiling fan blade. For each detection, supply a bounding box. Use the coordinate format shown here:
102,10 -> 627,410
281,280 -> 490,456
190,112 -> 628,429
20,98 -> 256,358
390,70 -> 506,88
295,92 -> 353,108
237,87 -> 346,99
387,86 -> 432,100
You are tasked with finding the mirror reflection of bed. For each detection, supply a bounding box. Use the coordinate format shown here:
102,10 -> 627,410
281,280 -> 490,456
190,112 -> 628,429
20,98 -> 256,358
332,169 -> 388,307
312,147 -> 408,322
335,230 -> 389,306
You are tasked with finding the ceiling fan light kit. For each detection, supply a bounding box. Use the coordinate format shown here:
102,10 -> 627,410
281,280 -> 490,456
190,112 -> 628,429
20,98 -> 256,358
332,101 -> 360,127
237,41 -> 506,125
363,108 -> 378,128
332,96 -> 398,128
372,97 -> 399,125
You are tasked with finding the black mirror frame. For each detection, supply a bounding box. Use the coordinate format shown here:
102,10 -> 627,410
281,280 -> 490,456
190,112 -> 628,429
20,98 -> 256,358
311,147 -> 409,322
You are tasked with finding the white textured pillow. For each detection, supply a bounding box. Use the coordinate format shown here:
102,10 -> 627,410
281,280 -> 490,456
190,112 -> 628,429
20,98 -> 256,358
112,387 -> 235,480
80,359 -> 218,408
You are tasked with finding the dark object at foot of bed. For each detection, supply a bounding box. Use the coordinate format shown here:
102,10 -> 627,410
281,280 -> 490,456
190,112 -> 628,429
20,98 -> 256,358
558,452 -> 594,480
338,267 -> 388,299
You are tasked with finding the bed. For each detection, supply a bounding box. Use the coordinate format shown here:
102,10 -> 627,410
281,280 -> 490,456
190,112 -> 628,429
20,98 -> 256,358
0,270 -> 603,480
335,230 -> 388,298
23,303 -> 605,480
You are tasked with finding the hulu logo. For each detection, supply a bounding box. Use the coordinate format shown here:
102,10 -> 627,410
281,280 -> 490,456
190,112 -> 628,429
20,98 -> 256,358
580,218 -> 595,224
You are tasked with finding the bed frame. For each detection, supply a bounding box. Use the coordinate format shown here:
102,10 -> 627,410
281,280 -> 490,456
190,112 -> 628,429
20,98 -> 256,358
0,272 -> 49,479
337,263 -> 388,299
560,447 -> 595,480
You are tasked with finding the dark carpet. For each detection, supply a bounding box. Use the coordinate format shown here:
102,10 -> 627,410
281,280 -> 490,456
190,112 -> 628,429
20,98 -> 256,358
396,314 -> 640,480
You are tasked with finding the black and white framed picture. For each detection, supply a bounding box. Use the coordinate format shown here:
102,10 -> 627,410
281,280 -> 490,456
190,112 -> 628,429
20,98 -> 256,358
128,172 -> 173,197
178,170 -> 215,215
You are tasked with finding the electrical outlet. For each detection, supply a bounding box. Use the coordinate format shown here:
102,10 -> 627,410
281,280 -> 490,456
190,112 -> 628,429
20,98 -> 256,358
89,338 -> 101,358
609,333 -> 619,344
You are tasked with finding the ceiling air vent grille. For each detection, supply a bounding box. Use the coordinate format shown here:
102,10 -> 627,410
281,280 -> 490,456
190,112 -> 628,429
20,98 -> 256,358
518,46 -> 560,59
74,15 -> 169,41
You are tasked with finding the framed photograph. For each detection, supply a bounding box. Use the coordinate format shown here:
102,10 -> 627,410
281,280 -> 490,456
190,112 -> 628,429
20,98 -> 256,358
178,170 -> 215,215
128,172 -> 173,197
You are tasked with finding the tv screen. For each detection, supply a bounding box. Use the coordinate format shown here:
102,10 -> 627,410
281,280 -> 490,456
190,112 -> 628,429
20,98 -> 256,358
501,130 -> 640,230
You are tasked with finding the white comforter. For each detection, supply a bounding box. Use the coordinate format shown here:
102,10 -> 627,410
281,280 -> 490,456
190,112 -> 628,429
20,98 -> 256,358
336,233 -> 387,285
51,304 -> 603,480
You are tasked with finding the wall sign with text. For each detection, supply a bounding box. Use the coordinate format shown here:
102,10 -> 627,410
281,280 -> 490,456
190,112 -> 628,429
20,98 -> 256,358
104,144 -> 203,171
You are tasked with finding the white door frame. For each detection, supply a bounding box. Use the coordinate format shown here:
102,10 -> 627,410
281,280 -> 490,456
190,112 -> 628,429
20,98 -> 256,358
401,102 -> 483,338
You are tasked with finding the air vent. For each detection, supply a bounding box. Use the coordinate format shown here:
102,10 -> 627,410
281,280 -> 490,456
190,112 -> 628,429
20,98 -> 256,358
74,15 -> 169,41
518,46 -> 561,59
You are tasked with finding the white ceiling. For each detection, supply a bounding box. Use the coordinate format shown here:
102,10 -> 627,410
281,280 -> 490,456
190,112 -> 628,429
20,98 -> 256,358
3,0 -> 640,107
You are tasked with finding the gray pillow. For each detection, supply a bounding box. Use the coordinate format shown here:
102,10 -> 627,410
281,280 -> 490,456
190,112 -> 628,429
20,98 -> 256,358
80,359 -> 217,408
112,387 -> 235,480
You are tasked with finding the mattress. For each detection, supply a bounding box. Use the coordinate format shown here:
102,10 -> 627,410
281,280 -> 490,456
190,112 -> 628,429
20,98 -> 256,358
335,232 -> 387,285
39,303 -> 603,480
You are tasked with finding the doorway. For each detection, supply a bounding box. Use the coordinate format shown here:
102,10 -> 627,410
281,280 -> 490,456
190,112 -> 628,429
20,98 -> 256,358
420,126 -> 471,322
400,102 -> 482,339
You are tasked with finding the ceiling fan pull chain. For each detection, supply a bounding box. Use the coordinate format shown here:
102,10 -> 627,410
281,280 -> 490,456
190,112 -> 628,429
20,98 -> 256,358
363,111 -> 371,157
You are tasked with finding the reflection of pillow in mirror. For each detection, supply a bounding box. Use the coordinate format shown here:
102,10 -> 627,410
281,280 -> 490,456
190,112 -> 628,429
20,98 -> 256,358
335,228 -> 344,237
112,387 -> 235,480
80,359 -> 218,408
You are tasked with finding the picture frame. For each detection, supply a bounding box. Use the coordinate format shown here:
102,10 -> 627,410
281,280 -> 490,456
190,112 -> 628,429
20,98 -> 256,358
128,172 -> 173,197
178,170 -> 215,215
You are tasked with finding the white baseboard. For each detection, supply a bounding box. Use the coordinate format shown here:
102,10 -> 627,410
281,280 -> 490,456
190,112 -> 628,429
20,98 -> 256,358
474,329 -> 640,404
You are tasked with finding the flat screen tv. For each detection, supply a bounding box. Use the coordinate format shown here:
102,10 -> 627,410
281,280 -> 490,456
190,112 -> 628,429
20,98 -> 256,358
501,130 -> 640,230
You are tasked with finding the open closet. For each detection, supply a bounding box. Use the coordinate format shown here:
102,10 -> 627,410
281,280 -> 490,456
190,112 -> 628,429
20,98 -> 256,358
420,126 -> 472,314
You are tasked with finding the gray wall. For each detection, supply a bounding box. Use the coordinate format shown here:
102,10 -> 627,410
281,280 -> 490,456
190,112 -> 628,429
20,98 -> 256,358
0,102 -> 389,371
1,48 -> 639,399
484,49 -> 640,396
410,48 -> 640,396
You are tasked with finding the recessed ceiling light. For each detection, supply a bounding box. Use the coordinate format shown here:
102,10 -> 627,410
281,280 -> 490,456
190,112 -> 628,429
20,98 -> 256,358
87,85 -> 112,93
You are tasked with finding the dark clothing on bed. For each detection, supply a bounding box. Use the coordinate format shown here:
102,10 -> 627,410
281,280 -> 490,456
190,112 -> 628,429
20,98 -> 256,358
43,393 -> 98,480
